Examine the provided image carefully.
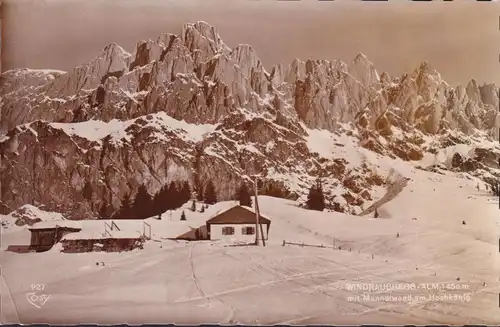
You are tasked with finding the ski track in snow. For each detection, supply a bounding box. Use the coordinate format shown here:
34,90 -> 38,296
188,243 -> 205,299
0,269 -> 21,324
188,243 -> 235,323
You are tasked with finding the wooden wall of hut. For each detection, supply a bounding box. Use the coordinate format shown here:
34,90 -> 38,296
62,238 -> 144,253
29,227 -> 81,252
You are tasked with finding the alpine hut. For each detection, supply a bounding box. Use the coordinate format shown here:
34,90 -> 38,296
205,205 -> 271,242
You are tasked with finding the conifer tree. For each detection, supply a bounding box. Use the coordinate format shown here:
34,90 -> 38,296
152,184 -> 169,215
306,185 -> 318,210
200,206 -> 205,213
115,193 -> 133,219
181,181 -> 191,205
305,179 -> 325,211
204,180 -> 217,204
317,179 -> 325,211
180,211 -> 187,221
133,185 -> 154,218
191,200 -> 196,212
167,182 -> 180,210
237,183 -> 252,207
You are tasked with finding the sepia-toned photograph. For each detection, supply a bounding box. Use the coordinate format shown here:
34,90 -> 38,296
1,0 -> 499,324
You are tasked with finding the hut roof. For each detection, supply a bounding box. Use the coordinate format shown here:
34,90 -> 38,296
206,205 -> 271,225
29,220 -> 82,230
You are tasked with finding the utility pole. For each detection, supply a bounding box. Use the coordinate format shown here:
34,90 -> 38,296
253,176 -> 266,246
254,176 -> 260,246
255,178 -> 266,247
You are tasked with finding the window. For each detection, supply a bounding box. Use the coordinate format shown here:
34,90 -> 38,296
222,227 -> 235,235
242,227 -> 255,235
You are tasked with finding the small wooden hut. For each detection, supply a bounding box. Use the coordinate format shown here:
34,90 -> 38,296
28,221 -> 82,252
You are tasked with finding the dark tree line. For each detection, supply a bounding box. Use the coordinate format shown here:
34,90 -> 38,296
113,182 -> 190,219
113,179 -> 219,219
306,178 -> 325,211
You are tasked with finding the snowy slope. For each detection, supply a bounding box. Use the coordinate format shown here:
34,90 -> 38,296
1,166 -> 499,324
0,205 -> 68,234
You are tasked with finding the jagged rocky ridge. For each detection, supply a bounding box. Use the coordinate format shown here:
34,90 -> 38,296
1,21 -> 499,219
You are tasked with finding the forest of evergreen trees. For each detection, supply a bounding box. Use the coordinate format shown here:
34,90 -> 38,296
111,179 -> 218,219
88,173 -> 335,219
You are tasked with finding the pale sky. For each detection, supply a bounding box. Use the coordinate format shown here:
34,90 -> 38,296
2,0 -> 499,87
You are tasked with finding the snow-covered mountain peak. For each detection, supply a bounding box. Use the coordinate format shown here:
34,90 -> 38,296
181,21 -> 231,62
1,21 -> 499,219
349,52 -> 380,87
353,52 -> 369,63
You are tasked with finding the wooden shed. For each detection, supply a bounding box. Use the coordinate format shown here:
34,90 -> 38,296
206,205 -> 271,242
28,221 -> 82,252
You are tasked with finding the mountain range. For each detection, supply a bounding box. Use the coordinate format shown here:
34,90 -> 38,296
1,21 -> 499,219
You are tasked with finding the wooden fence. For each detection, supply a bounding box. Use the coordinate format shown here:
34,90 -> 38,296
282,239 -> 356,252
282,240 -> 336,249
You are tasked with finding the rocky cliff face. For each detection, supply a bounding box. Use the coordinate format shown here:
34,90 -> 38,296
1,21 -> 499,219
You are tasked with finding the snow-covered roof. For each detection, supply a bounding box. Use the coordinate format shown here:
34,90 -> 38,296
29,220 -> 82,230
206,205 -> 271,225
61,230 -> 142,241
